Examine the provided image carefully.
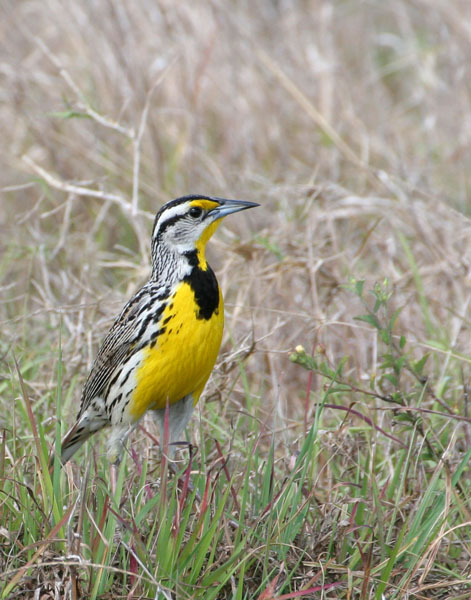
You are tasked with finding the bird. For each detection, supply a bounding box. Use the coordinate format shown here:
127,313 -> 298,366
58,194 -> 259,469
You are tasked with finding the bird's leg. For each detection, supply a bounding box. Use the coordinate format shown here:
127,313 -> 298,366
110,461 -> 119,496
106,423 -> 136,493
151,396 -> 199,497
151,394 -> 195,466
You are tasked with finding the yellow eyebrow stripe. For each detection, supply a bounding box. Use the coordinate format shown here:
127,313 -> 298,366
189,199 -> 220,211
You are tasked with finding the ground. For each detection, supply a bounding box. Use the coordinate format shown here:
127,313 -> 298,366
1,1 -> 471,598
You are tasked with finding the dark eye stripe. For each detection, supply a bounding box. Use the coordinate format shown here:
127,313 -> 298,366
154,214 -> 181,237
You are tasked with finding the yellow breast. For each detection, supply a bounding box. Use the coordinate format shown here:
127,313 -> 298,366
129,281 -> 224,420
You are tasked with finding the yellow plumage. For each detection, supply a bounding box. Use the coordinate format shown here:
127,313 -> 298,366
130,281 -> 224,418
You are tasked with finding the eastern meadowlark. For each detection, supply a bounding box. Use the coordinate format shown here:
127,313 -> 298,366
59,195 -> 259,466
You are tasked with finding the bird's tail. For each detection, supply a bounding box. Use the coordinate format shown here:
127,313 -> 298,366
49,421 -> 96,467
59,424 -> 95,464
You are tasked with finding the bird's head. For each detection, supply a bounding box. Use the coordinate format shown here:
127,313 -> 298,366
151,195 -> 259,272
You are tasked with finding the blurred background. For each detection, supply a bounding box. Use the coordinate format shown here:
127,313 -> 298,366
1,0 -> 471,478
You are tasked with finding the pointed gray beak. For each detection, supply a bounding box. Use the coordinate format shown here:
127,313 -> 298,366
207,197 -> 260,220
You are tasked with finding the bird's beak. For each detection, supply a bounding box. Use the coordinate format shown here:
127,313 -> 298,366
207,197 -> 260,220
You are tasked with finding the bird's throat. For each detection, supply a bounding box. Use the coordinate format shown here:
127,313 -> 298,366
195,220 -> 221,270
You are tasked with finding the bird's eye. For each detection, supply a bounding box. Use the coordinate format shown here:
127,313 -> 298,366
189,206 -> 203,218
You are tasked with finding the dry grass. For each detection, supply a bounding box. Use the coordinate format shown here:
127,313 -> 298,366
2,1 -> 471,598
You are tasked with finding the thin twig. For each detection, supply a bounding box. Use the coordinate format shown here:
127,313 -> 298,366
22,154 -> 131,212
132,56 -> 178,215
257,48 -> 382,190
35,36 -> 134,139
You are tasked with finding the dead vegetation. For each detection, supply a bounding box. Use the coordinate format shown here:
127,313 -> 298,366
1,1 -> 471,598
